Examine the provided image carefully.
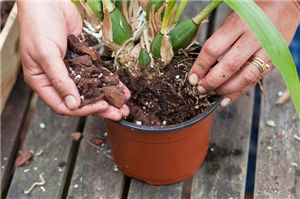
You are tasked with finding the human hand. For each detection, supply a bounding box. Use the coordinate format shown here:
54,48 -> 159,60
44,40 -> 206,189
189,1 -> 300,107
18,0 -> 130,120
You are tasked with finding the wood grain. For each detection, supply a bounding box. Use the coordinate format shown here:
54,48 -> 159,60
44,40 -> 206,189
67,117 -> 125,199
191,88 -> 254,199
254,70 -> 300,199
1,73 -> 32,194
6,99 -> 80,199
127,180 -> 183,199
0,4 -> 21,113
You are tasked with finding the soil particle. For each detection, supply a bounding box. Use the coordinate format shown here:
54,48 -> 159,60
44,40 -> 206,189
15,150 -> 33,167
65,34 -> 127,108
205,143 -> 242,162
92,138 -> 104,145
58,161 -> 66,168
71,132 -> 82,141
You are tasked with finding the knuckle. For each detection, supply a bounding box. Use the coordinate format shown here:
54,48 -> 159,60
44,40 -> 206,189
203,39 -> 220,57
222,57 -> 239,73
201,76 -> 215,90
50,77 -> 65,94
194,59 -> 208,75
38,47 -> 49,62
244,70 -> 259,86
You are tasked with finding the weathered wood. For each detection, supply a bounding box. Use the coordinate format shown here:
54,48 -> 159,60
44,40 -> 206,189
1,72 -> 32,194
6,99 -> 80,199
254,70 -> 300,199
67,117 -> 125,199
181,1 -> 209,45
0,4 -> 21,113
191,88 -> 254,199
127,180 -> 183,199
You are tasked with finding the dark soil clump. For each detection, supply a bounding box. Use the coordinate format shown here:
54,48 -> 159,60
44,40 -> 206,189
64,34 -> 127,108
1,1 -> 15,30
118,46 -> 212,126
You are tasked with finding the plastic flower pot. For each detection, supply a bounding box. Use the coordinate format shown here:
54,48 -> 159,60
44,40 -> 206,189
105,95 -> 221,185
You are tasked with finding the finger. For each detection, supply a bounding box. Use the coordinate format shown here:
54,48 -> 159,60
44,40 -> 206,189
216,49 -> 273,95
26,72 -> 109,116
94,106 -> 123,121
117,82 -> 131,100
119,104 -> 130,117
34,43 -> 81,110
197,32 -> 261,94
219,85 -> 251,107
189,13 -> 245,85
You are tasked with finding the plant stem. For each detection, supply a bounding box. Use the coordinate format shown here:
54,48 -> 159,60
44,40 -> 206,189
172,0 -> 189,27
192,0 -> 223,25
161,0 -> 177,35
102,0 -> 115,12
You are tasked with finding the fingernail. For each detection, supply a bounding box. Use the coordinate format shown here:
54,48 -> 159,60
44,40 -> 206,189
220,97 -> 231,107
197,85 -> 207,94
188,73 -> 198,85
65,95 -> 78,110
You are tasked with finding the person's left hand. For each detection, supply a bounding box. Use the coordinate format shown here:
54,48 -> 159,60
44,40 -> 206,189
188,1 -> 300,107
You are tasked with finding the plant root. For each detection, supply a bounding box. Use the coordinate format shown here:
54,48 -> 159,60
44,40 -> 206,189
24,173 -> 46,195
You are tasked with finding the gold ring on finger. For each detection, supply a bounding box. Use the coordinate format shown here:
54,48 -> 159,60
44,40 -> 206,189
248,56 -> 270,73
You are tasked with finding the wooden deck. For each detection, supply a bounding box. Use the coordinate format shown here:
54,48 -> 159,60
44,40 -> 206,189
1,3 -> 299,199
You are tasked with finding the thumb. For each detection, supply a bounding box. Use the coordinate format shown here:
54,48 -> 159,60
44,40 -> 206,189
38,51 -> 81,110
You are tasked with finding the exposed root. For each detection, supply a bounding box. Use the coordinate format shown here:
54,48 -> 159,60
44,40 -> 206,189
258,81 -> 267,107
24,173 -> 46,195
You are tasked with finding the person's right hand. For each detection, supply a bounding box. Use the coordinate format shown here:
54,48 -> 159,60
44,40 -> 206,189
18,1 -> 130,120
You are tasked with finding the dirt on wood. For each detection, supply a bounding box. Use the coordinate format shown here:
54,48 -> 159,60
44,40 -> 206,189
15,150 -> 32,167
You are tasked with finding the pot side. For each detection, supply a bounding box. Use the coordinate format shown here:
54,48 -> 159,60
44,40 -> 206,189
105,111 -> 215,185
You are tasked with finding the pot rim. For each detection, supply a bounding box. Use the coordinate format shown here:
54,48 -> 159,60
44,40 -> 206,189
115,95 -> 222,133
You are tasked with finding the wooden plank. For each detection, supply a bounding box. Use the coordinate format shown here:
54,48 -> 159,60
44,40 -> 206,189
181,1 -> 209,45
191,88 -> 254,199
128,180 -> 183,199
0,4 -> 21,113
254,70 -> 300,199
1,72 -> 32,194
67,116 -> 125,199
6,99 -> 80,199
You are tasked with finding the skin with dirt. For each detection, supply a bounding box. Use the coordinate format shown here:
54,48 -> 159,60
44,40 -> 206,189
0,1 -> 15,30
66,35 -> 212,126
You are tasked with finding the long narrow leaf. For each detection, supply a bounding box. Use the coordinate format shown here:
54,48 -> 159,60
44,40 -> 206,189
224,0 -> 300,117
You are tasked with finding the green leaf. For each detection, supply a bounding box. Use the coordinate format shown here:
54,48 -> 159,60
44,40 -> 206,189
224,0 -> 300,117
87,0 -> 102,19
139,49 -> 151,67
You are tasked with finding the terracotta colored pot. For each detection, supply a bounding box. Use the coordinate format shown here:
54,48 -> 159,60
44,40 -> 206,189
105,96 -> 221,185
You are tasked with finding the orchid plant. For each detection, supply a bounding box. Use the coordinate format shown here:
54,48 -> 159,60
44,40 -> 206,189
72,0 -> 300,117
